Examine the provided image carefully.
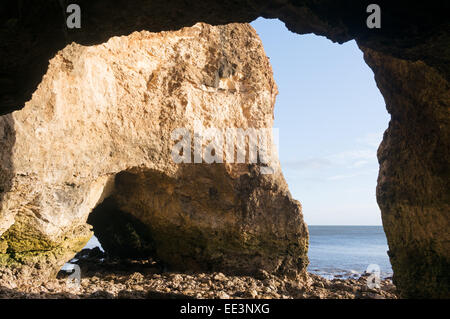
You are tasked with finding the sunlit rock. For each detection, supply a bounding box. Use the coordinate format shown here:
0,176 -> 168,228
0,23 -> 308,281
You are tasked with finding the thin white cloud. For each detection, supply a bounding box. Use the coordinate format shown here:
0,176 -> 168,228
327,174 -> 350,181
280,133 -> 383,175
281,149 -> 376,173
356,132 -> 384,148
351,160 -> 370,168
326,168 -> 378,181
328,149 -> 374,163
281,158 -> 332,170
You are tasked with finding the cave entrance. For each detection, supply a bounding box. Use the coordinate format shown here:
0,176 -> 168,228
60,170 -> 166,277
250,18 -> 392,279
61,17 -> 393,281
86,197 -> 156,259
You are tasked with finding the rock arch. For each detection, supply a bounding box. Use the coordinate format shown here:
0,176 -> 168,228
0,23 -> 308,283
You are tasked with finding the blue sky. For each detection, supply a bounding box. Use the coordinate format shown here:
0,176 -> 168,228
250,18 -> 390,225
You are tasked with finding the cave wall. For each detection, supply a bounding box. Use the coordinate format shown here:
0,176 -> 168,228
0,0 -> 449,297
1,1 -> 449,115
362,47 -> 450,298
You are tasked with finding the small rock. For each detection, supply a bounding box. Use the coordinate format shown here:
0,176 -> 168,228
217,291 -> 230,299
213,273 -> 226,281
249,289 -> 258,298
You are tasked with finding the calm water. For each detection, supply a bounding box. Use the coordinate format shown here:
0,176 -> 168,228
64,226 -> 393,279
307,225 -> 392,279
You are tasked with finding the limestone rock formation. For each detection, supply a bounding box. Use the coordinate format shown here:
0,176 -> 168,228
0,23 -> 308,280
361,47 -> 450,298
1,0 -> 448,298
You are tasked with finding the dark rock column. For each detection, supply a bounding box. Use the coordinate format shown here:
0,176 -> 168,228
361,47 -> 450,298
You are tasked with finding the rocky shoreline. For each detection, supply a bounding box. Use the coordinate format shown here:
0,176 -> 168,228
0,248 -> 397,299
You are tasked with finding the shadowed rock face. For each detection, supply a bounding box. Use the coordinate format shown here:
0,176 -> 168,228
0,1 -> 449,297
0,1 -> 449,115
0,23 -> 308,281
362,47 -> 450,298
90,166 -> 308,276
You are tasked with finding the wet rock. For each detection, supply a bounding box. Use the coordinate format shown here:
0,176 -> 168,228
117,290 -> 147,299
87,290 -> 115,299
74,247 -> 105,261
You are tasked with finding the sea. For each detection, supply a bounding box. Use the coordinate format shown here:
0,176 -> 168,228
307,225 -> 392,279
66,225 -> 393,280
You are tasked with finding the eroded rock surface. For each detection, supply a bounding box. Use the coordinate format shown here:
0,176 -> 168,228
0,23 -> 308,281
361,47 -> 450,298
